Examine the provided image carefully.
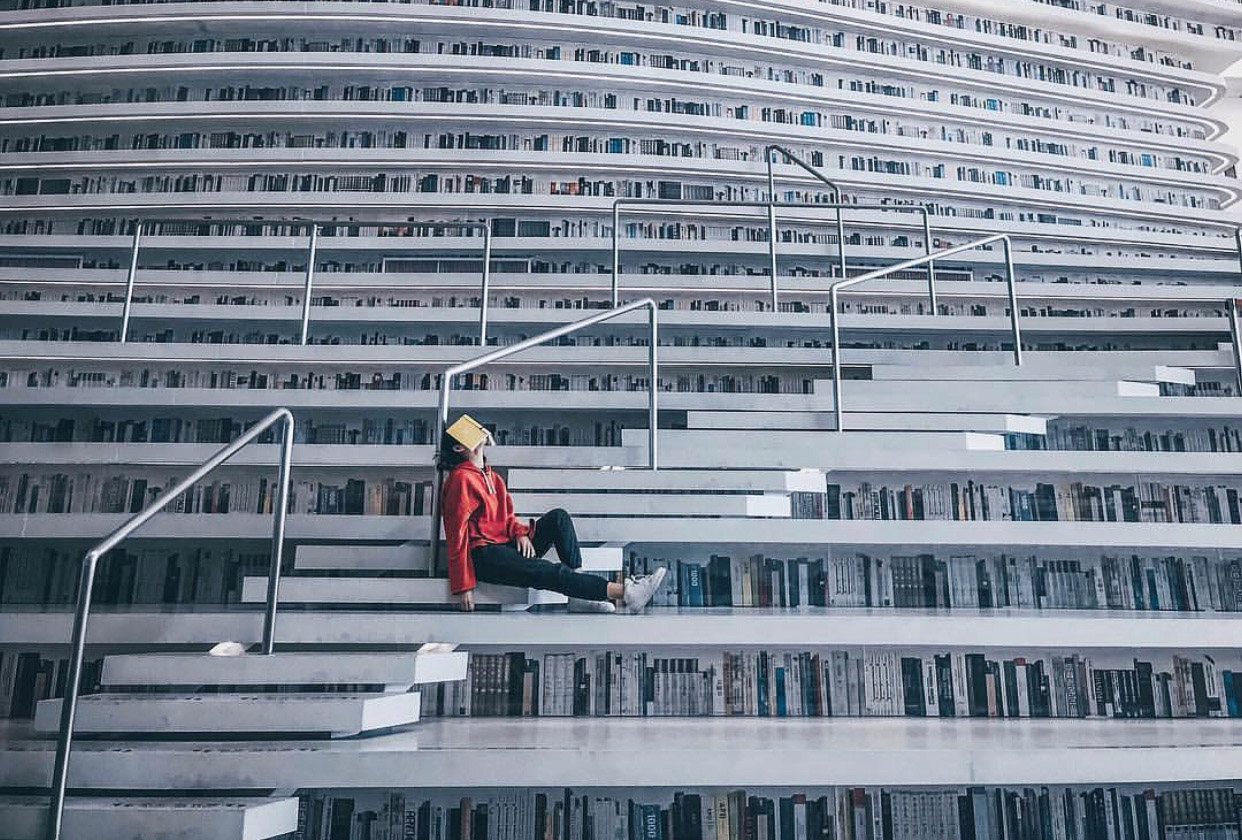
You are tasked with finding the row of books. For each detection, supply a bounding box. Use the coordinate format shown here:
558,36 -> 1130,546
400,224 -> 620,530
4,415 -> 1233,457
0,472 -> 433,516
10,364 -> 816,395
289,784 -> 1242,840
0,415 -> 626,448
624,551 -> 1242,613
823,480 -> 1242,525
0,546 -> 268,606
1044,423 -> 1242,454
0,650 -> 101,719
420,650 -> 1232,721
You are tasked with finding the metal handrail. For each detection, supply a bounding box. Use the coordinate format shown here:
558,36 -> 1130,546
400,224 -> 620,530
610,198 -> 938,312
428,298 -> 659,572
829,234 -> 1023,433
766,144 -> 937,311
117,218 -> 492,346
44,407 -> 296,840
766,144 -> 847,288
1229,297 -> 1242,397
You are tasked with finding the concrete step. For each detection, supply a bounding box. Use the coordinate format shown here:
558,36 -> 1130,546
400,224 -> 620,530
868,363 -> 1196,385
303,544 -> 621,572
241,576 -> 569,609
0,795 -> 298,840
510,491 -> 792,517
295,542 -> 429,571
684,410 -> 1048,435
34,692 -> 421,738
505,468 -> 827,493
811,378 -> 1163,399
101,651 -> 468,690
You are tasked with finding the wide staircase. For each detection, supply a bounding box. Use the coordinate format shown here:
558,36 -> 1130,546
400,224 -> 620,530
5,337 -> 1240,836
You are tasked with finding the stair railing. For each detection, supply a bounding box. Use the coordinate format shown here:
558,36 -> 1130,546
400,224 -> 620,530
429,298 -> 659,572
765,144 -> 937,310
829,234 -> 1022,433
765,144 -> 847,284
611,199 -> 938,312
44,407 -> 296,840
117,218 -> 492,346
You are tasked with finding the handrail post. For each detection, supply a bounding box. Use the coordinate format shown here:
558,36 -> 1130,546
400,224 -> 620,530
44,547 -> 103,840
261,412 -> 295,655
766,151 -> 780,312
44,407 -> 296,839
298,223 -> 319,346
611,203 -> 621,308
118,221 -> 142,343
479,223 -> 492,346
828,233 -> 1020,433
835,205 -> 847,280
923,211 -> 937,314
429,299 -> 660,572
1229,299 -> 1242,397
649,305 -> 659,468
1002,235 -> 1023,366
830,286 -> 844,434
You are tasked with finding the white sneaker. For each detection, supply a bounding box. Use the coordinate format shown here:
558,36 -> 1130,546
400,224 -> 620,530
622,567 -> 668,614
567,597 -> 617,614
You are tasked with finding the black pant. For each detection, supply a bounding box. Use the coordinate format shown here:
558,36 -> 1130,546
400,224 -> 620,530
471,508 -> 610,601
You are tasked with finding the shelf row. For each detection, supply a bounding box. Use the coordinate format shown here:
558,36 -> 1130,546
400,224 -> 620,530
5,607 -> 1238,649
4,514 -> 1242,548
3,716 -> 1242,788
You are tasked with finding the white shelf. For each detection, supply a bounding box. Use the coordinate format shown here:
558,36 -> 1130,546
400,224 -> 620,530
2,515 -> 1241,549
10,266 -> 1241,293
3,717 -> 1241,790
0,340 -> 1231,373
0,795 -> 299,840
6,387 -> 1234,420
1,607 -> 1237,650
0,300 -> 1229,335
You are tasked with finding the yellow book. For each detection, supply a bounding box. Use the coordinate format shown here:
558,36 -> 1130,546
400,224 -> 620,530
446,414 -> 491,450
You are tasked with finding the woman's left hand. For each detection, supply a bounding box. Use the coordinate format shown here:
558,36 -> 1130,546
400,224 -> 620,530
516,535 -> 535,558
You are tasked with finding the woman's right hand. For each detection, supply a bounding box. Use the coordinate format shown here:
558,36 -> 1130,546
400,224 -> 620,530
458,590 -> 474,612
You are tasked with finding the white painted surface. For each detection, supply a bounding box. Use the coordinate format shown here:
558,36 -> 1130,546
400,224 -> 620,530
511,491 -> 793,517
101,651 -> 468,688
33,692 -> 421,737
5,718 -> 1242,789
241,577 -> 569,607
0,795 -> 298,840
3,607 -> 1239,650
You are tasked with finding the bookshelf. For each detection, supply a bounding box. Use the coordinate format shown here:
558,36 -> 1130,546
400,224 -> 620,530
3,0 -> 1242,835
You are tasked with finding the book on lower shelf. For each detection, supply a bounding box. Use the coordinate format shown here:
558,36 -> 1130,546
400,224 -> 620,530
287,784 -> 1242,840
625,550 -> 1242,613
420,648 -> 1235,722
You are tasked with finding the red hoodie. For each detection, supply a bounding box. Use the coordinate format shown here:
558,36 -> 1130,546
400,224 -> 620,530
440,460 -> 531,593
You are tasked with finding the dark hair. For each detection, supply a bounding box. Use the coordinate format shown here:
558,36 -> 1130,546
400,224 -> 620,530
436,429 -> 470,470
435,426 -> 490,470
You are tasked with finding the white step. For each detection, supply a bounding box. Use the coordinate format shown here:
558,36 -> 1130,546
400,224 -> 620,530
242,576 -> 569,609
34,692 -> 421,738
575,543 -> 624,572
623,428 -> 1006,451
101,651 -> 468,690
506,468 -> 827,493
685,411 -> 1048,435
296,542 -> 429,571
511,491 -> 792,517
869,363 -> 1196,385
293,544 -> 619,572
0,795 -> 298,840
811,378 -> 1163,399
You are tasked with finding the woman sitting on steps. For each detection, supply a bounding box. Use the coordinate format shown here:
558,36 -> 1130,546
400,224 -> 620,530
438,414 -> 667,614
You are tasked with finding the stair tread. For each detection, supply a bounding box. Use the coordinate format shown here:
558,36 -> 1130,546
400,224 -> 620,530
0,794 -> 298,840
102,650 -> 467,687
